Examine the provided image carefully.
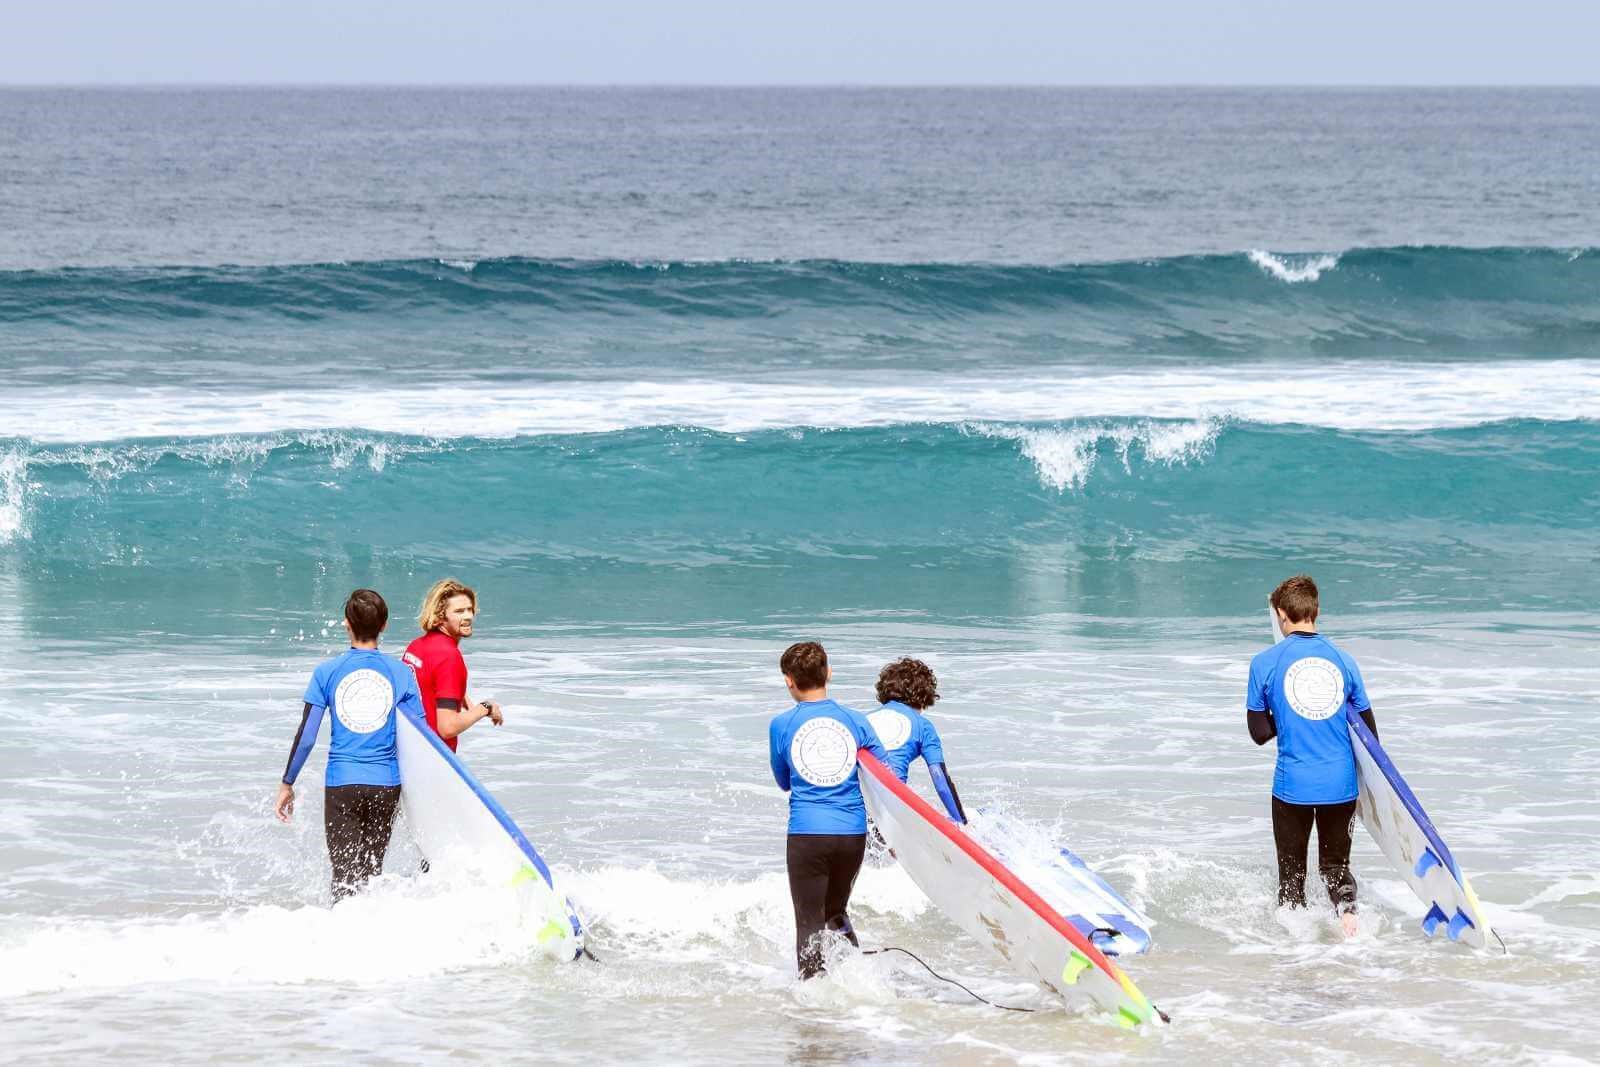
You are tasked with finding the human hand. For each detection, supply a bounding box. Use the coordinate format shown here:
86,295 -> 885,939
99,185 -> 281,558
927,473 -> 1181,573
1339,911 -> 1359,939
481,700 -> 504,726
275,782 -> 295,823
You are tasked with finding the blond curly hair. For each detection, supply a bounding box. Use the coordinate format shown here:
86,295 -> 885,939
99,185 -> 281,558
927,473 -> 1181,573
417,578 -> 477,632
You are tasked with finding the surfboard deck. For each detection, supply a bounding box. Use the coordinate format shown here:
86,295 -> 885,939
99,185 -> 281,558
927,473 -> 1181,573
965,810 -> 1153,957
1345,709 -> 1493,948
1265,602 -> 1495,949
395,707 -> 585,960
858,750 -> 1163,1026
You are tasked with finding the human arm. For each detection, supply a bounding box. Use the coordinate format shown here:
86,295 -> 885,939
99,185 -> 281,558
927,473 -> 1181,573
917,719 -> 966,823
429,653 -> 500,737
1247,711 -> 1277,745
1345,656 -> 1377,740
277,699 -> 328,822
769,717 -> 791,792
435,696 -> 502,737
1245,651 -> 1274,746
927,762 -> 968,824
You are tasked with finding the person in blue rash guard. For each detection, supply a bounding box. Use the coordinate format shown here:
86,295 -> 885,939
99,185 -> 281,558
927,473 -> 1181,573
866,657 -> 966,824
768,641 -> 888,979
274,589 -> 426,902
1247,574 -> 1379,939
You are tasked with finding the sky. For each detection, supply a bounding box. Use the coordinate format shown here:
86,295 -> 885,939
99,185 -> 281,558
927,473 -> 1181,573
3,0 -> 1595,86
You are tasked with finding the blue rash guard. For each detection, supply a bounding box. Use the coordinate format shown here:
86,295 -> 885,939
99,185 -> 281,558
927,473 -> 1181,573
768,698 -> 887,835
1247,632 -> 1372,805
866,701 -> 965,823
282,648 -> 425,788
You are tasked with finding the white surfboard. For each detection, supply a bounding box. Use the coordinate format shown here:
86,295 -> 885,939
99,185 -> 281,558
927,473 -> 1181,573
858,751 -> 1164,1026
1265,603 -> 1496,948
965,810 -> 1153,957
395,707 -> 585,960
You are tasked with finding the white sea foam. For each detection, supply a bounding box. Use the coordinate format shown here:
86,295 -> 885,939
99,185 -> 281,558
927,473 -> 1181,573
1247,249 -> 1341,283
0,862 -> 930,997
0,452 -> 31,545
1,361 -> 1595,444
965,419 -> 1221,491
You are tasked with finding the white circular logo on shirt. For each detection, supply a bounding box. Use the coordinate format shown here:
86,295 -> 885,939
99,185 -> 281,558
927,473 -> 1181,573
1283,657 -> 1345,721
867,709 -> 913,750
334,668 -> 395,733
790,717 -> 858,787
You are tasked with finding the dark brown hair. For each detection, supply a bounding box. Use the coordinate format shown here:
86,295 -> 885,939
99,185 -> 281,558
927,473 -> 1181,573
780,641 -> 829,691
1271,574 -> 1320,625
876,658 -> 940,710
344,588 -> 389,642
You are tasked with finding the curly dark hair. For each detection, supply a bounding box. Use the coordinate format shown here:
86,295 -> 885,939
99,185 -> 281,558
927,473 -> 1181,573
875,657 -> 939,710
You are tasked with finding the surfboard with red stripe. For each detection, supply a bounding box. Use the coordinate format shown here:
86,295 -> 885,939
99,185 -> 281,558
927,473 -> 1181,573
857,750 -> 1164,1026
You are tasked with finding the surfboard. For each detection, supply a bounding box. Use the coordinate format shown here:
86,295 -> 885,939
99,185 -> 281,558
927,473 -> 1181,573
857,750 -> 1164,1026
1265,603 -> 1495,948
394,706 -> 585,960
965,810 -> 1153,957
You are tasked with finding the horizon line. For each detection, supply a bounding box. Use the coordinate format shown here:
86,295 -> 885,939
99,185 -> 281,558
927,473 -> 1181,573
3,81 -> 1599,91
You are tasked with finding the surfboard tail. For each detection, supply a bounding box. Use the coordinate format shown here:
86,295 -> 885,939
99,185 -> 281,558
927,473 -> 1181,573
858,750 -> 1162,1025
396,708 -> 585,960
1345,708 -> 1494,950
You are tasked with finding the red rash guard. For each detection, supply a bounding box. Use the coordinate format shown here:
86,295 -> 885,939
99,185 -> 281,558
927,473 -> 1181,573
402,630 -> 468,752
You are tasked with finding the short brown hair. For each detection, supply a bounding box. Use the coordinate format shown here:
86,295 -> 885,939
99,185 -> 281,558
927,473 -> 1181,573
1271,574 -> 1320,624
780,641 -> 829,690
876,658 -> 939,710
344,588 -> 389,642
417,578 -> 476,632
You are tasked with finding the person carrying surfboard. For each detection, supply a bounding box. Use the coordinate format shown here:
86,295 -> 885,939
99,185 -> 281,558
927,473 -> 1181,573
866,657 -> 967,824
274,588 -> 427,901
402,578 -> 503,752
768,641 -> 889,979
1247,574 -> 1380,938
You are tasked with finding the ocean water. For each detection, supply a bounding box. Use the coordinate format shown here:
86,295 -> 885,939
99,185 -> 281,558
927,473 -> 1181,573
1,88 -> 1598,1065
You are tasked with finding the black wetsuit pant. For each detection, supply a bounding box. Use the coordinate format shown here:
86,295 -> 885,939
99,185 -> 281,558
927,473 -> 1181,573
325,784 -> 401,902
1272,796 -> 1358,912
786,833 -> 867,979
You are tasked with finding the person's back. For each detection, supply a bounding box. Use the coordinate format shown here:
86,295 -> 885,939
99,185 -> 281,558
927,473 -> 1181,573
275,589 -> 424,901
1246,574 -> 1377,938
303,647 -> 415,786
1250,631 -> 1367,804
767,641 -> 887,978
770,696 -> 878,835
865,657 -> 966,823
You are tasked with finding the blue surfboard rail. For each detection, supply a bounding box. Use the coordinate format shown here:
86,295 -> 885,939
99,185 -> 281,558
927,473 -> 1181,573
1345,707 -> 1466,887
398,705 -> 565,897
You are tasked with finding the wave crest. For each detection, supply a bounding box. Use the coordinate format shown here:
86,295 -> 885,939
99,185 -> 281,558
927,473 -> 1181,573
1247,249 -> 1340,283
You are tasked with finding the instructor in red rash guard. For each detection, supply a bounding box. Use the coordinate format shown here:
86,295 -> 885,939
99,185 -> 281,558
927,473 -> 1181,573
402,578 -> 503,751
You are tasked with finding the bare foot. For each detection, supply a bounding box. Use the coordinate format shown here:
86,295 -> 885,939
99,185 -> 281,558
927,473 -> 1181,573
1340,912 -> 1360,938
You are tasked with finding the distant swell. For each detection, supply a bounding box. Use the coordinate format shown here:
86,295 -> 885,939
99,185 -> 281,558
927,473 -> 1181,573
3,247 -> 1598,367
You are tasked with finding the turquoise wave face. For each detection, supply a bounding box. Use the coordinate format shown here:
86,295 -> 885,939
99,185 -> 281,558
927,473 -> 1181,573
4,248 -> 1600,388
4,420 -> 1596,636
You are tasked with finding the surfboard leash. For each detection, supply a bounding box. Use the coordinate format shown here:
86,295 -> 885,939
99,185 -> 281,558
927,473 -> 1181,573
863,946 -> 1036,1012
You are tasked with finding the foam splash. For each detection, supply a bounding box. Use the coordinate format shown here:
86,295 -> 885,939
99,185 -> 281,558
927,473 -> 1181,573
0,863 -> 932,997
2,431 -> 421,487
966,419 -> 1221,491
1247,249 -> 1340,283
0,873 -> 558,996
0,452 -> 29,544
